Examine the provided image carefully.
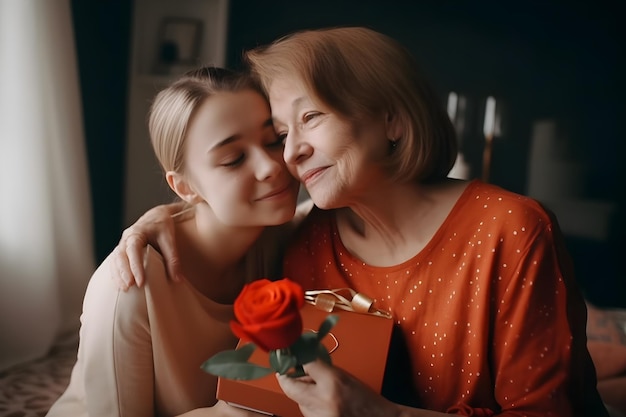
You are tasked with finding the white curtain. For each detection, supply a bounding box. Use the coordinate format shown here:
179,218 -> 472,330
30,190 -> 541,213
0,0 -> 94,371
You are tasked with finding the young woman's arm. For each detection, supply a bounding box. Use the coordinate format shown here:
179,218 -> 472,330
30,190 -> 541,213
50,251 -> 275,417
111,199 -> 313,289
48,255 -> 156,416
110,201 -> 190,289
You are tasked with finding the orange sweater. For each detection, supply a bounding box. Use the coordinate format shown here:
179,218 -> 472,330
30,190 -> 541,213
284,180 -> 607,416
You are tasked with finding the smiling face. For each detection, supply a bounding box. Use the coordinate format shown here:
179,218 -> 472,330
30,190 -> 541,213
245,27 -> 458,188
169,89 -> 299,226
269,77 -> 393,209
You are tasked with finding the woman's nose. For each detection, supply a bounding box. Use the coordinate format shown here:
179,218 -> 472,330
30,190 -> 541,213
282,131 -> 312,166
255,149 -> 283,181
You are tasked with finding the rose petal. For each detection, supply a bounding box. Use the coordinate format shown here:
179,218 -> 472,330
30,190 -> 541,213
231,278 -> 305,351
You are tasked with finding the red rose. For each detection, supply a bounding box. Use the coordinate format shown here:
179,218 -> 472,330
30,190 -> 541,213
230,278 -> 305,352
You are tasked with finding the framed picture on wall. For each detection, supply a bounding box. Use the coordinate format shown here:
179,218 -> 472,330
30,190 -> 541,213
154,17 -> 203,74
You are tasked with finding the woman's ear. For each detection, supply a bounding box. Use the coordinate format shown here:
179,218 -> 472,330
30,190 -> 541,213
385,111 -> 403,141
166,171 -> 201,204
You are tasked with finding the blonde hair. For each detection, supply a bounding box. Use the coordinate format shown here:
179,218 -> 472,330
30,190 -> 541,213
245,26 -> 457,183
148,67 -> 263,173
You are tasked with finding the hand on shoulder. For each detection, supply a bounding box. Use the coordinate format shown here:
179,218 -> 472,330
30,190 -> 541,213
109,202 -> 189,290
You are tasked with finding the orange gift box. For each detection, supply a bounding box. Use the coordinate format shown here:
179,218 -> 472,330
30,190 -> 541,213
216,302 -> 394,417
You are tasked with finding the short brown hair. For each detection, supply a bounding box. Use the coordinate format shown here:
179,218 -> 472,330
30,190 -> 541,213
245,26 -> 457,183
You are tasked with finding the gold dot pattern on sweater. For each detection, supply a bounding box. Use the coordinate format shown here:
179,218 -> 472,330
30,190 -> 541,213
284,180 -> 601,415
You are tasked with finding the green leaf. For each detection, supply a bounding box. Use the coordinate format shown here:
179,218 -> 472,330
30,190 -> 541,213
201,360 -> 274,380
291,333 -> 322,365
284,344 -> 332,379
200,343 -> 274,380
317,314 -> 339,340
269,349 -> 297,374
316,343 -> 332,366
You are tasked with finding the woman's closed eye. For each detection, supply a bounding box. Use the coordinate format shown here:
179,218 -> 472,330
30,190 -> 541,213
221,153 -> 245,167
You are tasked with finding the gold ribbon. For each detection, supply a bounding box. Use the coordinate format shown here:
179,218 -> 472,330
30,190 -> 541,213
304,288 -> 392,319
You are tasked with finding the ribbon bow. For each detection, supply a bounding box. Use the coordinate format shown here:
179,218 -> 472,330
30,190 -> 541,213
305,288 -> 392,319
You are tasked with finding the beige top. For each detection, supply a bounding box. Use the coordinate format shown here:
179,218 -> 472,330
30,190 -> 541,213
47,201 -> 313,417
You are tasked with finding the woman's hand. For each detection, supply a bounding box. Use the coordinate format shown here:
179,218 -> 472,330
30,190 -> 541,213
110,202 -> 188,290
276,360 -> 400,417
177,400 -> 272,416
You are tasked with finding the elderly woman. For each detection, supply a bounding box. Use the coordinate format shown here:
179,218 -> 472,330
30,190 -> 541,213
113,27 -> 608,417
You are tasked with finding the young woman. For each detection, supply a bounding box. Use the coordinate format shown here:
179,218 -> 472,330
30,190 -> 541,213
47,67 -> 303,416
112,28 -> 609,417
